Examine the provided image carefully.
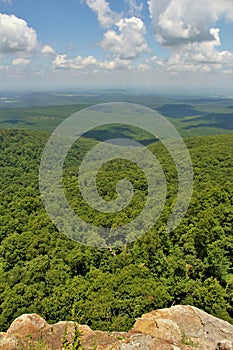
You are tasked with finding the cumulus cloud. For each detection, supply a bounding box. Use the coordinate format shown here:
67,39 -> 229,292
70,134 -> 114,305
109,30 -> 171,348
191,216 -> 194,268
148,0 -> 233,46
125,0 -> 143,17
101,17 -> 149,59
146,55 -> 165,67
52,55 -> 68,69
83,0 -> 147,59
100,57 -> 131,70
41,45 -> 56,56
168,28 -> 233,70
12,57 -> 30,65
82,0 -> 121,28
0,13 -> 38,53
52,54 -> 99,70
133,55 -> 166,72
146,0 -> 233,75
186,29 -> 233,65
134,29 -> 233,75
52,53 -> 131,72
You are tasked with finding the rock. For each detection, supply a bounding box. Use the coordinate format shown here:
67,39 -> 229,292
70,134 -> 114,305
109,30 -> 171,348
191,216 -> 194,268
131,305 -> 233,350
0,305 -> 232,350
0,333 -> 18,350
216,340 -> 233,350
0,314 -> 124,350
120,334 -> 157,350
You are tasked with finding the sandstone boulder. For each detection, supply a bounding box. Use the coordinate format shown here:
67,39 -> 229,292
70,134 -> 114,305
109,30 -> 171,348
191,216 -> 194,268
131,305 -> 233,350
0,305 -> 232,350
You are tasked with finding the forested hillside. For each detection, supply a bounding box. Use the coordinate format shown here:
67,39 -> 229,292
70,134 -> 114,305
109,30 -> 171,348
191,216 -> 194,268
0,129 -> 232,332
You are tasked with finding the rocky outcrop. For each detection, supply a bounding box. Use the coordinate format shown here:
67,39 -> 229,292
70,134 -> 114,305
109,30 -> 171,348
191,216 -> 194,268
0,305 -> 232,349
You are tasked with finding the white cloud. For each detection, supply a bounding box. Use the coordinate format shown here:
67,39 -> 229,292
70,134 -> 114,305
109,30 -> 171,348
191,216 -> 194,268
41,45 -> 56,56
52,54 -> 99,70
52,53 -> 131,72
146,55 -> 165,67
83,1 -> 147,60
133,29 -> 233,76
168,28 -> 233,70
133,55 -> 166,73
223,69 -> 233,74
12,57 -> 30,66
77,55 -> 98,67
137,63 -> 149,71
100,57 -> 131,70
0,14 -> 38,53
125,0 -> 143,17
101,17 -> 149,59
52,55 -> 68,69
146,0 -> 233,75
82,0 -> 121,28
187,29 -> 233,65
148,0 -> 233,46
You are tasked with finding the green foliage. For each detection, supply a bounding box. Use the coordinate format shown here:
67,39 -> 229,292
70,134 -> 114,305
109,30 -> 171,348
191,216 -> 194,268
0,129 -> 233,333
62,323 -> 83,350
19,336 -> 49,350
181,333 -> 195,347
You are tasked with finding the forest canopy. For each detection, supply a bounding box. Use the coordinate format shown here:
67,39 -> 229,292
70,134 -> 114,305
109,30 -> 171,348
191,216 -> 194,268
0,129 -> 232,332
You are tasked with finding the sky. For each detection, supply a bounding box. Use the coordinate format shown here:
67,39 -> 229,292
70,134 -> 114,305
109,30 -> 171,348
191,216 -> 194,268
0,0 -> 233,93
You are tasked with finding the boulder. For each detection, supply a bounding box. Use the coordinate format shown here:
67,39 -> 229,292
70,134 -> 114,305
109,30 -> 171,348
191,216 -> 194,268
0,305 -> 232,349
131,305 -> 233,349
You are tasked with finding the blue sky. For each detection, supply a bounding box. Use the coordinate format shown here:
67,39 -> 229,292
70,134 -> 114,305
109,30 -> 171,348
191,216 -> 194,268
0,0 -> 233,92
